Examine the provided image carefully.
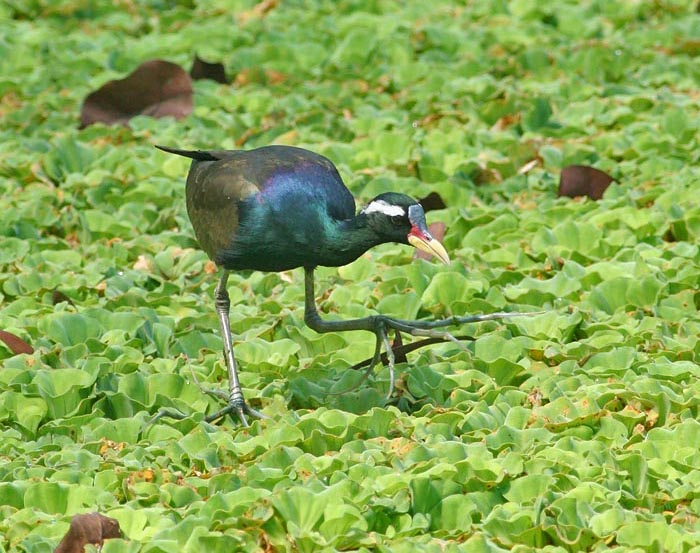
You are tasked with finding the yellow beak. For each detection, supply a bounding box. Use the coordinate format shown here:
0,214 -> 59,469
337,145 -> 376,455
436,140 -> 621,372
408,234 -> 450,265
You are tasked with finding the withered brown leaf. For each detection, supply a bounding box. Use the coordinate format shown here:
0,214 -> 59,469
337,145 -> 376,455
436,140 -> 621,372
190,54 -> 227,83
558,165 -> 615,200
418,191 -> 447,212
80,60 -> 193,128
54,513 -> 121,553
0,330 -> 33,355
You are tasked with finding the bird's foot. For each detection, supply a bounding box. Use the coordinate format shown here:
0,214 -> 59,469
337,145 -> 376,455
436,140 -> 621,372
185,360 -> 269,426
204,401 -> 269,427
146,402 -> 268,428
146,375 -> 269,428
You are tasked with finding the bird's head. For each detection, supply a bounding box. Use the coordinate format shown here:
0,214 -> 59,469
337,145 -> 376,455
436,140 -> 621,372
360,193 -> 450,264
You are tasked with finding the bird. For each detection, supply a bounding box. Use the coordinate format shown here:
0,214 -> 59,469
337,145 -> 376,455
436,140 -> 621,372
156,144 -> 522,425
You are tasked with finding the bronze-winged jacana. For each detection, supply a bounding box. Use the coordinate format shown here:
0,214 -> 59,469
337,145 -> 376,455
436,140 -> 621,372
157,145 -> 522,425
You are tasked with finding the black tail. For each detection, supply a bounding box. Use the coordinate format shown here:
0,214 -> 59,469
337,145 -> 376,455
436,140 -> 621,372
155,145 -> 219,161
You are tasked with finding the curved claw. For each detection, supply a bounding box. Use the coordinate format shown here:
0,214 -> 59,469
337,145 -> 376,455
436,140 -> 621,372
242,404 -> 270,422
146,408 -> 190,428
237,407 -> 249,427
147,396 -> 269,428
379,328 -> 396,400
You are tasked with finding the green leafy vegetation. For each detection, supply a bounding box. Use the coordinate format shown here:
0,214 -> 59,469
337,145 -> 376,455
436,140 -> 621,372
3,0 -> 700,551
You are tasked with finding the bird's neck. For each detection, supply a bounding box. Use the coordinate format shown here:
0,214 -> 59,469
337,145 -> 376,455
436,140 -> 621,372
323,213 -> 381,266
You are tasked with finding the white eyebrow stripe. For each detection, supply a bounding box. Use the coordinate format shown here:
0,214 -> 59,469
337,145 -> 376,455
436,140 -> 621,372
361,200 -> 405,217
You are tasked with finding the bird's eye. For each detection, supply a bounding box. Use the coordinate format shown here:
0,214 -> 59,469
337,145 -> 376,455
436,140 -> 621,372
390,215 -> 405,226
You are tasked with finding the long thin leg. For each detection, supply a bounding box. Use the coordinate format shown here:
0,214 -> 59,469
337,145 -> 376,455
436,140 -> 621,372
304,267 -> 377,333
209,270 -> 267,426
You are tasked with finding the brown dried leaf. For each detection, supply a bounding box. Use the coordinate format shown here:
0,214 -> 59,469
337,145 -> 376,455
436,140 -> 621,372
472,166 -> 503,185
491,112 -> 522,131
517,158 -> 539,175
80,60 -> 193,128
238,0 -> 279,23
671,38 -> 700,55
0,330 -> 33,355
412,112 -> 445,128
133,254 -> 154,272
99,438 -> 125,456
54,513 -> 121,553
527,388 -> 543,407
190,54 -> 227,83
273,129 -> 299,145
558,165 -> 615,200
414,222 -> 446,261
418,191 -> 447,212
64,232 -> 80,248
392,331 -> 407,363
234,67 -> 287,87
52,289 -> 77,309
